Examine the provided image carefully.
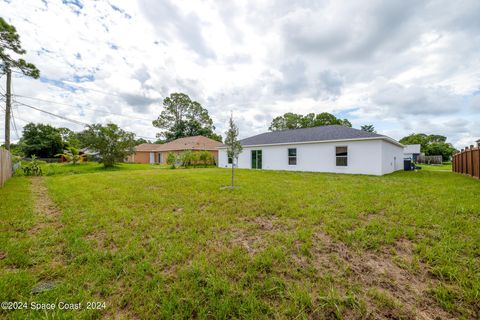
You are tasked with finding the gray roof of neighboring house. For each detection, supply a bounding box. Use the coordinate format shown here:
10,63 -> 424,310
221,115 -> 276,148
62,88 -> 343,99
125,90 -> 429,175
227,125 -> 395,147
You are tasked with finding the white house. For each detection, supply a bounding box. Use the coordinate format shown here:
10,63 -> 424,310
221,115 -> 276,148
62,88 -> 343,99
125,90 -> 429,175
218,125 -> 404,176
403,144 -> 421,161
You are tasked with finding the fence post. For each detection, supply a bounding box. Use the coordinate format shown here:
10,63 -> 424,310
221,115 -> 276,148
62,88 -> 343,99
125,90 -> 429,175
461,149 -> 464,174
456,153 -> 458,172
469,147 -> 473,176
0,149 -> 13,188
458,152 -> 461,173
464,148 -> 467,174
477,148 -> 480,179
466,147 -> 470,175
455,152 -> 460,173
470,145 -> 474,177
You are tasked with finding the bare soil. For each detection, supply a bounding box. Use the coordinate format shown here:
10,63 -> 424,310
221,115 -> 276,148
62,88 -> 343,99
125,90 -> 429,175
228,214 -> 458,319
311,231 -> 456,320
30,177 -> 63,233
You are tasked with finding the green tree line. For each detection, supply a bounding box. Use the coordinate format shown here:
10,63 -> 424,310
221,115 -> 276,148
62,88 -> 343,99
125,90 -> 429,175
399,133 -> 457,161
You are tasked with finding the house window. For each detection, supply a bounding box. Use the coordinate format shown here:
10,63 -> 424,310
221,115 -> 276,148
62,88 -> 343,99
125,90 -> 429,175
228,156 -> 233,164
336,146 -> 348,166
288,148 -> 297,165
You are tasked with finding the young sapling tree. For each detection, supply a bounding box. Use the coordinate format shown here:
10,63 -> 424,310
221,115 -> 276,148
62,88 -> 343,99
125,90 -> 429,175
224,113 -> 242,188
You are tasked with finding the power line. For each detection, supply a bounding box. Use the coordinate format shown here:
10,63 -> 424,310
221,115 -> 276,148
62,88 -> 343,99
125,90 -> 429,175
3,66 -> 114,96
10,81 -> 20,139
14,94 -> 153,122
13,100 -> 88,126
3,73 -> 160,139
11,100 -> 158,140
11,109 -> 20,139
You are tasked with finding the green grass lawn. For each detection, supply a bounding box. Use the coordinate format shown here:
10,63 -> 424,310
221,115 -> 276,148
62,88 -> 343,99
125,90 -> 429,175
14,161 -> 166,176
418,163 -> 452,171
1,166 -> 479,319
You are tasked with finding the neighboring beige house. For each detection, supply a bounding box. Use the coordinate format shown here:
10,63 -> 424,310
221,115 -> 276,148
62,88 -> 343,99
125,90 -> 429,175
127,135 -> 222,164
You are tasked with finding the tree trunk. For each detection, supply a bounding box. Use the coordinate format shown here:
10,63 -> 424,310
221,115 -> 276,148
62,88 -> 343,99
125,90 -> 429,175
231,162 -> 234,187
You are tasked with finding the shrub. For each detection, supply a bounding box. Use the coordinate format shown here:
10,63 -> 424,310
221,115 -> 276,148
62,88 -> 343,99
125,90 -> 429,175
167,152 -> 176,169
191,152 -> 201,167
22,155 -> 43,176
56,147 -> 84,165
198,150 -> 214,167
179,150 -> 193,167
171,151 -> 215,168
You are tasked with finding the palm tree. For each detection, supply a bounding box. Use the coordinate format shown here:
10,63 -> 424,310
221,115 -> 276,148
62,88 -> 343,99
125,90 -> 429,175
56,147 -> 84,165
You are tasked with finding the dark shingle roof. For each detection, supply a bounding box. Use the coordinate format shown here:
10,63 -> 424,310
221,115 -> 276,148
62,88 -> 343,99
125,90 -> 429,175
237,125 -> 386,146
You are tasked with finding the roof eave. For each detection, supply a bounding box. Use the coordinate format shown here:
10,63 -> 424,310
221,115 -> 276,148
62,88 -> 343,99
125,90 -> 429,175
136,148 -> 219,152
217,136 -> 404,148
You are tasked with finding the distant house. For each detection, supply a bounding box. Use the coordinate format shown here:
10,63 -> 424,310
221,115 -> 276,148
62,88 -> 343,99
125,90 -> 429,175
127,135 -> 222,164
218,125 -> 404,176
403,144 -> 421,161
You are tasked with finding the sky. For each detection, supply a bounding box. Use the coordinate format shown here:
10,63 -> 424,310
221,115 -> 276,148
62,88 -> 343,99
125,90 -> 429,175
1,0 -> 479,148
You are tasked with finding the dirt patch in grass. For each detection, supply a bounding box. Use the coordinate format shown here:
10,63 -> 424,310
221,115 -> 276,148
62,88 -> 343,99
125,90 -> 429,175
84,230 -> 119,253
30,178 -> 66,264
230,232 -> 265,255
244,216 -> 299,232
311,232 -> 457,319
394,238 -> 415,255
247,216 -> 277,230
102,309 -> 140,320
230,216 -> 297,254
360,208 -> 387,222
26,177 -> 68,297
30,177 -> 63,233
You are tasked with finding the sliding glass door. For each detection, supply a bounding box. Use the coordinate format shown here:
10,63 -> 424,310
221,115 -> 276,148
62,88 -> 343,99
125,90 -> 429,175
251,150 -> 262,169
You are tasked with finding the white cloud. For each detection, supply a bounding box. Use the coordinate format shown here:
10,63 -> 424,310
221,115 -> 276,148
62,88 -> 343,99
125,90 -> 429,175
0,0 -> 479,148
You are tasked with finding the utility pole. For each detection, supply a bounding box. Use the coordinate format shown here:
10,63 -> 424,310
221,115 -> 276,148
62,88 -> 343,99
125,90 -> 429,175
4,68 -> 11,151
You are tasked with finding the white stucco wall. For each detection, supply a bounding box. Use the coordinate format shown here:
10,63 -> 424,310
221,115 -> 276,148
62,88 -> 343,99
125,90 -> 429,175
403,144 -> 421,154
218,139 -> 404,176
380,140 -> 404,175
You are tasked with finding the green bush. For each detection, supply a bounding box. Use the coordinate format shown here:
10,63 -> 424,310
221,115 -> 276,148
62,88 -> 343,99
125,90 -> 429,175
179,150 -> 193,167
174,151 -> 216,168
22,155 -> 43,176
191,152 -> 201,167
56,147 -> 84,165
167,152 -> 177,169
198,150 -> 215,167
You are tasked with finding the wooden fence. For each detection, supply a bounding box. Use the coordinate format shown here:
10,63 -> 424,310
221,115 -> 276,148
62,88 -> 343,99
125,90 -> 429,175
452,145 -> 480,179
0,149 -> 13,187
416,155 -> 443,165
